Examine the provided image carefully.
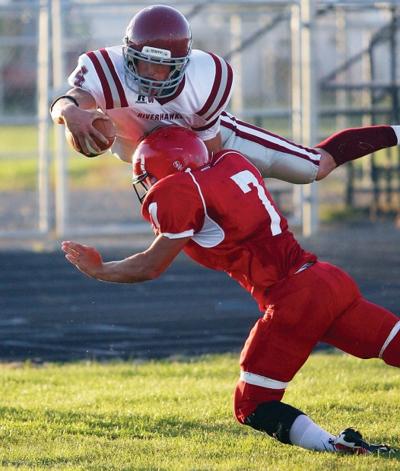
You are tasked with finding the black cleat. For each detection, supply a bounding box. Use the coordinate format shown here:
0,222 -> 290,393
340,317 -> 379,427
331,428 -> 395,455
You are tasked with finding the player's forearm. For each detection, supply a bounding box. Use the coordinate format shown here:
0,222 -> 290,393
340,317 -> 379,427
204,133 -> 223,155
50,88 -> 97,124
94,253 -> 161,283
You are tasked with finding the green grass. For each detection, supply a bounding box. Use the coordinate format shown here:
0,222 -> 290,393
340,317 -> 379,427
0,125 -> 38,153
0,125 -> 131,190
0,155 -> 131,191
0,352 -> 399,470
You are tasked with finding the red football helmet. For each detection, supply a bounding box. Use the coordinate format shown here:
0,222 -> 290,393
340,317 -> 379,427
132,126 -> 209,203
123,5 -> 192,98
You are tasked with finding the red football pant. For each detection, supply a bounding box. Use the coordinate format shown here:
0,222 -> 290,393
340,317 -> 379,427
234,261 -> 400,423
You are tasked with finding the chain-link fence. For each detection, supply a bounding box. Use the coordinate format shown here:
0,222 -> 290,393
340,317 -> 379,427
1,0 -> 399,239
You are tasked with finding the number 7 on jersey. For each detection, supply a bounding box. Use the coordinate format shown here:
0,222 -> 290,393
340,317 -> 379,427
230,170 -> 282,236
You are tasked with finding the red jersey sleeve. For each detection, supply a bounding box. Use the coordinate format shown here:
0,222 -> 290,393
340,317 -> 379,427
142,173 -> 205,239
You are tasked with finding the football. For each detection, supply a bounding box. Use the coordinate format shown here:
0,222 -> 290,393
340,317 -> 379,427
65,118 -> 116,157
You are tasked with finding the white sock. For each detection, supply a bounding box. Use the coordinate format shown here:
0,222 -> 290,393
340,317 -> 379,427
391,125 -> 400,144
289,414 -> 336,452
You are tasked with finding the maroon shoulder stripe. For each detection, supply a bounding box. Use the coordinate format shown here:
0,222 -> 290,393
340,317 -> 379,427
196,53 -> 222,117
205,60 -> 233,122
99,48 -> 128,108
86,51 -> 113,109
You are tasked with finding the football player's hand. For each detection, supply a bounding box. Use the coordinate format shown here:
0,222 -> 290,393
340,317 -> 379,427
61,241 -> 104,279
62,107 -> 110,155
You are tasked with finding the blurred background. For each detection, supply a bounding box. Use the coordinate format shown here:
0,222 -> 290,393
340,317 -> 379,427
1,0 -> 400,241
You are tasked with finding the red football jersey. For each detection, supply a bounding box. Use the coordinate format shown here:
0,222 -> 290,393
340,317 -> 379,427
142,151 -> 317,310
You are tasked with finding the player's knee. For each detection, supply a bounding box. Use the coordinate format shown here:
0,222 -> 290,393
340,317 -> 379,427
234,380 -> 303,444
233,380 -> 284,424
234,380 -> 304,444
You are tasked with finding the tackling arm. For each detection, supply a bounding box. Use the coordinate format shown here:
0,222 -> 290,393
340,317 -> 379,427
61,234 -> 190,283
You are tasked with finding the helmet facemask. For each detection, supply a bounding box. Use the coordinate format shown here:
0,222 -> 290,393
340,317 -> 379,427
132,149 -> 152,204
132,171 -> 150,204
123,41 -> 191,98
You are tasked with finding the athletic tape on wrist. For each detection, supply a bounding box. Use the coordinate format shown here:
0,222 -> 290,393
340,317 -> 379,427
50,95 -> 79,113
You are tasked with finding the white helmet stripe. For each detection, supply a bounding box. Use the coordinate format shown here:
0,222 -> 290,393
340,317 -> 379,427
139,150 -> 146,175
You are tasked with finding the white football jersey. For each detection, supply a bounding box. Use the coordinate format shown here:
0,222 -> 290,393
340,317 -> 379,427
68,46 -> 233,163
68,45 -> 321,183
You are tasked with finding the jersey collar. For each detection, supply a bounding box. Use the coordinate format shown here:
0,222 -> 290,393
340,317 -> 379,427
156,76 -> 186,105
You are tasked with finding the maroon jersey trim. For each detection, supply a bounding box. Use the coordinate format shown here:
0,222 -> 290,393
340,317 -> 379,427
191,116 -> 219,132
224,112 -> 321,157
196,53 -> 223,117
205,60 -> 233,122
156,76 -> 186,105
86,51 -> 113,109
99,48 -> 129,108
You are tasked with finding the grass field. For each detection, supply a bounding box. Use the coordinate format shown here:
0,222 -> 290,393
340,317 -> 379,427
0,125 -> 131,190
0,352 -> 399,470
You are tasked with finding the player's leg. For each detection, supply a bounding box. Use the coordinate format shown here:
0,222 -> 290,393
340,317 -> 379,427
221,111 -> 400,182
233,265 -> 344,452
233,316 -> 382,453
316,125 -> 400,168
234,262 -> 396,454
233,317 -> 337,452
220,112 -> 320,183
235,380 -> 392,454
322,297 -> 400,367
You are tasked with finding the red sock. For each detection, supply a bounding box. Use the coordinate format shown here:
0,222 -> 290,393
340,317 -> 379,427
316,125 -> 398,166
